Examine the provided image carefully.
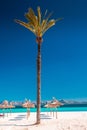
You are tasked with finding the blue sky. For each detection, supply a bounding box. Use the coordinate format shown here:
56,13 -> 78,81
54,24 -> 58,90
0,0 -> 87,101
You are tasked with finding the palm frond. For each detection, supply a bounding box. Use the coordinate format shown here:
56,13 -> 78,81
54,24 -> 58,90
41,20 -> 46,31
55,17 -> 64,22
41,12 -> 53,32
42,19 -> 55,35
15,19 -> 35,34
25,8 -> 38,28
45,11 -> 53,22
37,6 -> 41,25
43,9 -> 48,19
25,13 -> 35,27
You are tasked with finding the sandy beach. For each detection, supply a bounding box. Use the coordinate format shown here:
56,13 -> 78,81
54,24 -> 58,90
0,112 -> 87,130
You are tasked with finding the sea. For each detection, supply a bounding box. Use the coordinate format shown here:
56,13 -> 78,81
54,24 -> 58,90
0,105 -> 87,113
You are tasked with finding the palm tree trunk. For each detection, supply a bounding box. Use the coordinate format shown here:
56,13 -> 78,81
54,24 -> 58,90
36,37 -> 42,124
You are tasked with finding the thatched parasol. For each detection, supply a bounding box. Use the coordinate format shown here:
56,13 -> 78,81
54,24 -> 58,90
22,101 -> 35,108
3,100 -> 8,106
1,100 -> 15,116
45,98 -> 63,118
8,102 -> 15,115
0,100 -> 9,117
22,100 -> 35,119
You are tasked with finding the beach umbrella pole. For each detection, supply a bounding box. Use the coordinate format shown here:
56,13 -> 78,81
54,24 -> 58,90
53,109 -> 54,117
27,108 -> 30,120
56,108 -> 58,119
10,108 -> 12,115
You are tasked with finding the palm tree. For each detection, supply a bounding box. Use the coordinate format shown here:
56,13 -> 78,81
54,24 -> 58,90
15,6 -> 62,124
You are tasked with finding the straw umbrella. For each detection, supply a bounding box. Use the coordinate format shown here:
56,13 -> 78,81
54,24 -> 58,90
22,100 -> 35,119
45,102 -> 58,116
3,100 -> 8,106
0,101 -> 15,117
45,99 -> 62,118
8,102 -> 15,115
51,100 -> 62,118
2,100 -> 9,116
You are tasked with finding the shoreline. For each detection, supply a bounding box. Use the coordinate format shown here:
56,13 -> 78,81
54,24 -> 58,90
0,106 -> 87,113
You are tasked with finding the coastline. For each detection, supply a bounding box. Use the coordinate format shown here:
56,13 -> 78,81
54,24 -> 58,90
0,112 -> 87,130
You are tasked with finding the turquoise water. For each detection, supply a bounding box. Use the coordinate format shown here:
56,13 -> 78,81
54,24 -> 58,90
0,107 -> 87,113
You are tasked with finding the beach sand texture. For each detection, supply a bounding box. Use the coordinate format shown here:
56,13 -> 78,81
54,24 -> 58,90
0,112 -> 87,130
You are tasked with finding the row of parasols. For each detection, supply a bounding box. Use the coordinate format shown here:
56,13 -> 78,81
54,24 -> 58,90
0,98 -> 63,119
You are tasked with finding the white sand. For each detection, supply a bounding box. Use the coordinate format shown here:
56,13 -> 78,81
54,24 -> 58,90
0,112 -> 87,130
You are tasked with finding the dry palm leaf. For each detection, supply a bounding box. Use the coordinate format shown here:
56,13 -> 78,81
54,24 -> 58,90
15,6 -> 62,37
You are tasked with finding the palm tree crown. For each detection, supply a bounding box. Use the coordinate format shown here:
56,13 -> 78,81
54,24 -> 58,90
15,6 -> 62,38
